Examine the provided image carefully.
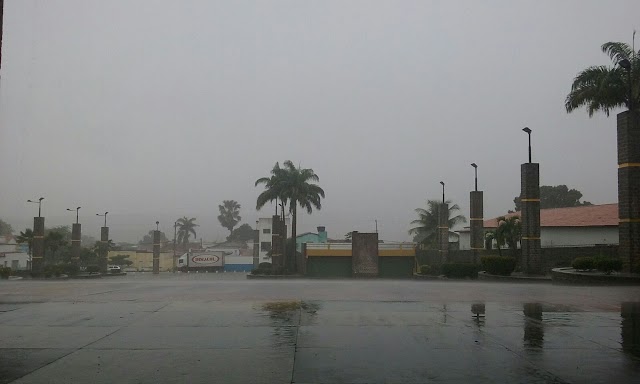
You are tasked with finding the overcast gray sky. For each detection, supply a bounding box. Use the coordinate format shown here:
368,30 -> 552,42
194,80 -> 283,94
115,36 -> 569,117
1,0 -> 638,243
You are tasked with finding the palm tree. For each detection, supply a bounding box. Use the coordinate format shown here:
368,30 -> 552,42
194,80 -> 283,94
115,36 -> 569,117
256,160 -> 325,271
409,199 -> 467,248
217,200 -> 242,237
45,230 -> 67,261
566,41 -> 639,116
176,217 -> 198,248
16,228 -> 34,257
487,216 -> 521,258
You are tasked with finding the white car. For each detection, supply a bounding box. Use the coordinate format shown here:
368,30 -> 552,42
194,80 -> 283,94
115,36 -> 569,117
108,265 -> 121,272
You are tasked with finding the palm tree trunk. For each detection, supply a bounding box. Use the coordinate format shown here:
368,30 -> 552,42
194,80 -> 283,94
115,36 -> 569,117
291,204 -> 297,273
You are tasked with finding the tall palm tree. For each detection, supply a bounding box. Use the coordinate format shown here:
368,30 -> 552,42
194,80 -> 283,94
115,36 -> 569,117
409,199 -> 467,248
45,230 -> 67,260
176,217 -> 198,247
566,41 -> 639,116
486,216 -> 521,258
255,162 -> 288,215
256,160 -> 325,270
217,200 -> 242,237
16,228 -> 34,257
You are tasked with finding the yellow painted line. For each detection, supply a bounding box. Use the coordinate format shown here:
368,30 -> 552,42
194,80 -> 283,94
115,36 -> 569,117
306,249 -> 352,257
619,163 -> 640,168
379,250 -> 416,257
619,218 -> 640,223
469,218 -> 484,221
521,198 -> 540,202
521,237 -> 541,240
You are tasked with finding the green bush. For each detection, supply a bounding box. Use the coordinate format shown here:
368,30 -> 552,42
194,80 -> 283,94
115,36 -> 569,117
63,264 -> 80,276
593,257 -> 623,274
86,265 -> 100,274
44,265 -> 64,277
441,263 -> 478,279
0,267 -> 11,279
481,256 -> 516,276
258,262 -> 272,269
572,257 -> 595,271
419,265 -> 431,275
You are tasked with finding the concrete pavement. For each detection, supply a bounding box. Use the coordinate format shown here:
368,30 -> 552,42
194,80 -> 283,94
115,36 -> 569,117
1,274 -> 640,383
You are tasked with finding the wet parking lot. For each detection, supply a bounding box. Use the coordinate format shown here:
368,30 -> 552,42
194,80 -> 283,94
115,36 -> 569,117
1,274 -> 640,383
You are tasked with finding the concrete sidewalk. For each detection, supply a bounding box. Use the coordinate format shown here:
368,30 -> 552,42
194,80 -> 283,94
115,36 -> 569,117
1,275 -> 640,383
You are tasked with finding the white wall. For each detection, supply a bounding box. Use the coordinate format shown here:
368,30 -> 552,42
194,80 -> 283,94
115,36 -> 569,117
0,252 -> 30,270
541,227 -> 618,247
458,226 -> 619,250
256,217 -> 290,261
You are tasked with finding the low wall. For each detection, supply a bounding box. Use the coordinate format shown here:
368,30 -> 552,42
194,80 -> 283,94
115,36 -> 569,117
417,245 -> 619,273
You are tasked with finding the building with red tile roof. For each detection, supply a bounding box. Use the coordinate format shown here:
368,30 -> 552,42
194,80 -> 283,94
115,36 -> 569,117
458,203 -> 618,249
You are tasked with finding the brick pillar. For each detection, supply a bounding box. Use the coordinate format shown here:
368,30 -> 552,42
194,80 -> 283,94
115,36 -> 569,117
438,203 -> 449,263
621,302 -> 640,355
618,110 -> 640,273
153,230 -> 160,274
352,232 -> 379,277
100,227 -> 109,273
470,191 -> 484,264
32,217 -> 45,274
521,163 -> 542,275
71,223 -> 81,265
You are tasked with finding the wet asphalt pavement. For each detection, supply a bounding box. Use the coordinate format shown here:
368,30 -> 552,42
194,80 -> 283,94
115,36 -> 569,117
1,273 -> 640,383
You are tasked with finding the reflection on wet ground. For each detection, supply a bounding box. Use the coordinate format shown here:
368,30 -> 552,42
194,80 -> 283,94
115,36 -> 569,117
1,275 -> 640,383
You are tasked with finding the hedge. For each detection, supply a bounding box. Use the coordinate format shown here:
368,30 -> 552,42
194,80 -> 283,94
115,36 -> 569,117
481,256 -> 516,276
441,263 -> 478,279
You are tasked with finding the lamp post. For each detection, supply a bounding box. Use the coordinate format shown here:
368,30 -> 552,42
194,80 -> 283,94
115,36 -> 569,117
96,212 -> 108,227
156,221 -> 160,231
67,207 -> 81,224
27,197 -> 44,217
471,163 -> 478,191
439,181 -> 445,203
522,127 -> 532,163
173,221 -> 178,271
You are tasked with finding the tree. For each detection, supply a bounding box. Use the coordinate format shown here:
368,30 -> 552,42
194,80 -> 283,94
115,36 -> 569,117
139,230 -> 169,246
256,160 -> 325,271
409,199 -> 467,248
0,218 -> 13,236
15,228 -> 34,256
109,254 -> 133,267
45,225 -> 71,241
218,200 -> 242,236
45,230 -> 68,261
565,41 -> 639,116
344,232 -> 353,243
228,223 -> 255,242
490,216 -> 521,258
176,217 -> 198,246
513,185 -> 592,211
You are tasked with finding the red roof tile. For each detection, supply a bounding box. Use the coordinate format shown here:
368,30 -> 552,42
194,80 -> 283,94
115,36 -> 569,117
484,203 -> 618,228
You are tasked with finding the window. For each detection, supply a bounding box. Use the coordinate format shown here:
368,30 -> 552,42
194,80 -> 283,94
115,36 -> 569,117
263,228 -> 271,234
261,242 -> 272,252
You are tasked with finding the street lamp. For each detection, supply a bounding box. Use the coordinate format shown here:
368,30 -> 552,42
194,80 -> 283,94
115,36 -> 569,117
27,197 -> 45,217
96,212 -> 108,227
522,127 -> 532,163
471,163 -> 478,191
439,181 -> 445,203
156,221 -> 160,231
619,58 -> 632,110
66,207 -> 81,224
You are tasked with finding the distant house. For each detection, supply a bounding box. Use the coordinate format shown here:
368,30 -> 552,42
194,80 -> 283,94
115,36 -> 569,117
457,203 -> 619,249
296,226 -> 329,251
0,235 -> 30,270
256,217 -> 291,261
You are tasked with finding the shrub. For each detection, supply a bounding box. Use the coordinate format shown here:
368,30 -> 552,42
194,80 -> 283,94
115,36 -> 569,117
593,257 -> 623,274
419,265 -> 431,275
63,264 -> 80,276
271,266 -> 284,275
258,262 -> 272,269
481,256 -> 516,276
441,263 -> 478,279
0,267 -> 11,279
86,265 -> 101,274
572,257 -> 595,271
110,268 -> 121,274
